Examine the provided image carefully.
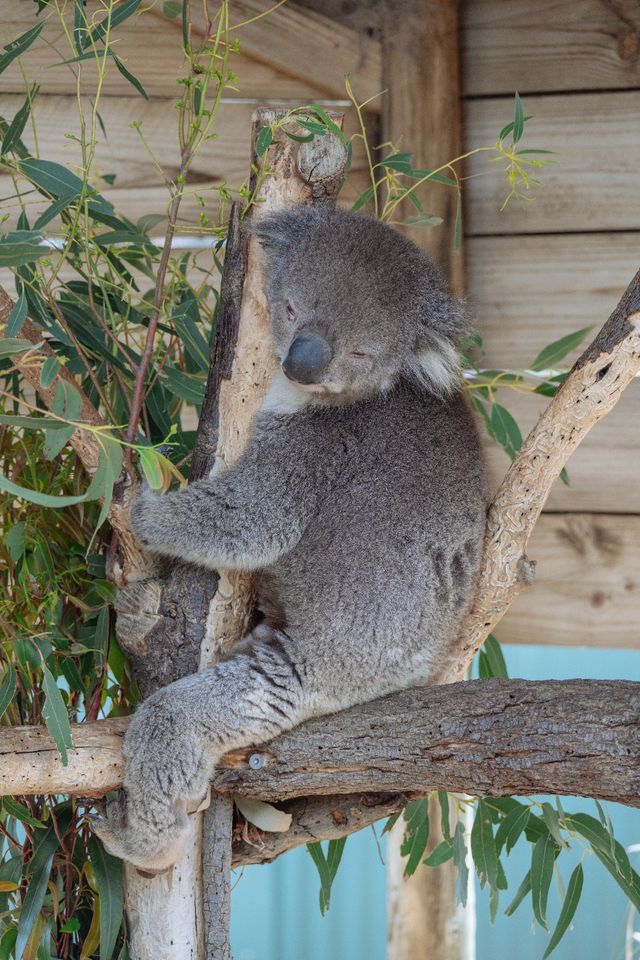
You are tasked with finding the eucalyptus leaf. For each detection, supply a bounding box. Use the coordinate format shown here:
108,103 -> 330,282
5,293 -> 28,336
542,864 -> 583,959
0,232 -> 48,268
0,23 -> 45,76
41,664 -> 75,766
530,834 -> 559,928
88,836 -> 124,960
530,327 -> 593,372
0,663 -> 17,720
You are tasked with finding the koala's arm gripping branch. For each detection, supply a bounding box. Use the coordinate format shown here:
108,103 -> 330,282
129,435 -> 317,572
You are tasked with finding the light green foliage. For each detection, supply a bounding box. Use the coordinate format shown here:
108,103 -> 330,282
0,2 -> 626,957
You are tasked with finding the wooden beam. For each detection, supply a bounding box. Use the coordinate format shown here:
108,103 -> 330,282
465,91 -> 640,235
2,680 -> 639,807
381,0 -> 464,292
1,2 -> 382,103
463,0 -> 640,96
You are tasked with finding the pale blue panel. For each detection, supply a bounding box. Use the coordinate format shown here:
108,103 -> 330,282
231,644 -> 640,960
476,644 -> 640,960
231,825 -> 387,960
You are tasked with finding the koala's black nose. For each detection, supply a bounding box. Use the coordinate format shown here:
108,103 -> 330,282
282,334 -> 332,384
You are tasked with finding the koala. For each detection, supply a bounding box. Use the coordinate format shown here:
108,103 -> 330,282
92,206 -> 487,872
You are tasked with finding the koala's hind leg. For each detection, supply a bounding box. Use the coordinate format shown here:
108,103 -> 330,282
91,629 -> 307,872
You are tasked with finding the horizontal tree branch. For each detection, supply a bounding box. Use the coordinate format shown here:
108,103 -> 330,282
2,679 -> 638,818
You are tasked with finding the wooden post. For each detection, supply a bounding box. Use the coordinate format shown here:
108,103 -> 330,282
381,3 -> 469,957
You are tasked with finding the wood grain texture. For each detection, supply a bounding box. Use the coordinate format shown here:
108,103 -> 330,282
468,232 -> 640,512
497,513 -> 640,648
465,91 -> 640,235
382,0 -> 464,290
462,0 -> 640,96
0,96 -> 369,229
4,680 -> 639,807
0,0 -> 382,102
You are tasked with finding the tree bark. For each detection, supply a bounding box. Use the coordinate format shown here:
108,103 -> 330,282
3,678 -> 639,816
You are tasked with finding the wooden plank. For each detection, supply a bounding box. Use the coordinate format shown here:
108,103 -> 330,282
467,232 -> 640,368
465,91 -> 640,234
463,0 -> 640,96
205,0 -> 382,103
0,1 -> 382,104
482,388 -> 640,513
381,0 -> 464,290
468,232 -> 640,513
0,95 -> 369,229
496,513 -> 640,649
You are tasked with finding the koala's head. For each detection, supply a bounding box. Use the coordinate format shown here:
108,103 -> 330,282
251,205 -> 466,405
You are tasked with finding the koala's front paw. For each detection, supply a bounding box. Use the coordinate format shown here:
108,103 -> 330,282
89,791 -> 190,875
129,484 -> 169,549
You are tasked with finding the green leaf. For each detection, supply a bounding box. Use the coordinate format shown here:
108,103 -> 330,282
452,821 -> 469,906
541,802 -> 569,849
163,0 -> 182,17
513,92 -> 525,143
479,634 -> 508,678
565,812 -> 639,908
306,838 -> 346,915
15,809 -> 70,960
40,355 -> 61,389
0,23 -> 45,76
83,0 -> 143,49
530,834 -> 559,928
351,185 -> 375,212
137,447 -> 164,490
5,293 -> 28,336
437,791 -> 451,841
454,190 -> 463,252
171,294 -> 210,371
382,811 -> 402,835
505,868 -> 531,916
41,663 -> 75,766
5,521 -> 26,562
2,797 -> 45,831
162,365 -> 206,405
19,158 -> 114,219
530,327 -> 593,372
52,378 -> 82,422
542,864 -> 583,959
2,86 -> 38,156
471,799 -> 502,890
0,231 -> 48,268
490,403 -> 522,458
0,663 -> 16,720
424,840 -> 454,867
495,803 -> 530,855
88,836 -> 124,960
401,798 -> 430,876
112,54 -> 149,99
255,125 -> 273,157
0,472 -> 89,508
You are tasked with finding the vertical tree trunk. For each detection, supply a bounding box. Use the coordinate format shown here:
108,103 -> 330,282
118,109 -> 348,960
381,3 -> 470,957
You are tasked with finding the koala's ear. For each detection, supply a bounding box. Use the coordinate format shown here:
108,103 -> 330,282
407,291 -> 467,396
243,207 -> 319,250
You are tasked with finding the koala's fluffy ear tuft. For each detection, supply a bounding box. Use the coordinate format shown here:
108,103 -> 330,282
407,289 -> 467,396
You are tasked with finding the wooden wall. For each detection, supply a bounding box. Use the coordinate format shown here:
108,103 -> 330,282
1,0 -> 638,648
462,0 -> 640,647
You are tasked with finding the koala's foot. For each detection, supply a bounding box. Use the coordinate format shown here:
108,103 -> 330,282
89,791 -> 191,875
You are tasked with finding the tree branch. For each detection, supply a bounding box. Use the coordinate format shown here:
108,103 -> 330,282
2,678 -> 638,810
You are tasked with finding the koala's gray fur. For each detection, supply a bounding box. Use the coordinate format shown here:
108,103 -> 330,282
92,206 -> 487,872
